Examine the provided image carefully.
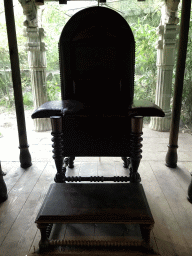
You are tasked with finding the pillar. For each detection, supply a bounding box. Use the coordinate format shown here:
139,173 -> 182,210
150,4 -> 179,131
24,25 -> 51,131
4,0 -> 32,168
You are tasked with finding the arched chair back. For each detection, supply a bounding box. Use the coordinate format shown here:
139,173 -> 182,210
59,6 -> 135,112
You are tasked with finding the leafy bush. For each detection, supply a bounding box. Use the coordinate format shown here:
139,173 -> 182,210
42,3 -> 68,72
23,91 -> 33,107
180,17 -> 192,125
131,18 -> 158,102
46,73 -> 61,101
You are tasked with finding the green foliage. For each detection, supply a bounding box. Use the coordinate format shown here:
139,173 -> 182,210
23,91 -> 33,107
42,3 -> 68,71
0,71 -> 14,107
0,2 -> 29,108
180,17 -> 192,125
130,14 -> 159,102
46,73 -> 61,101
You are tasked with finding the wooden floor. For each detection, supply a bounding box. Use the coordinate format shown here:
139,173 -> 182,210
0,124 -> 192,256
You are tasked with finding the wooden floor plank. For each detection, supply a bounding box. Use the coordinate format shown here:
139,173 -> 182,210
0,162 -> 54,256
0,162 -> 25,193
139,161 -> 191,256
64,223 -> 95,241
115,161 -> 130,177
97,161 -> 116,177
66,162 -> 80,177
169,162 -> 191,199
150,230 -> 160,255
79,162 -> 97,177
28,228 -> 41,255
149,161 -> 192,254
0,163 -> 46,247
16,163 -> 56,255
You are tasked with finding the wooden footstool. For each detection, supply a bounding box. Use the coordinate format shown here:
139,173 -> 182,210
35,183 -> 154,252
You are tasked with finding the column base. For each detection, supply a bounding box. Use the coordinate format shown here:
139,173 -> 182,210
150,115 -> 171,132
165,144 -> 178,168
33,118 -> 51,132
19,146 -> 32,169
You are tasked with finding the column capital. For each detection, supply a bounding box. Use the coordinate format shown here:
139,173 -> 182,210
25,42 -> 40,52
19,0 -> 38,27
24,27 -> 47,52
156,25 -> 164,36
157,24 -> 179,37
23,27 -> 39,38
164,24 -> 179,36
39,28 -> 46,38
23,27 -> 46,38
40,42 -> 48,51
163,38 -> 177,48
161,4 -> 180,26
156,40 -> 163,49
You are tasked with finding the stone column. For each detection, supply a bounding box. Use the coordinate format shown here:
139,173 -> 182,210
150,4 -> 179,131
24,26 -> 51,131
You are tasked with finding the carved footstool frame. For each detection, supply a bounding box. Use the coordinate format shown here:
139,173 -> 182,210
36,183 -> 155,253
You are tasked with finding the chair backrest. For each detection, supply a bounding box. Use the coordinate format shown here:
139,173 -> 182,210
59,6 -> 135,110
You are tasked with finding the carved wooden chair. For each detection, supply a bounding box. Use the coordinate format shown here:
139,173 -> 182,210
32,6 -> 164,184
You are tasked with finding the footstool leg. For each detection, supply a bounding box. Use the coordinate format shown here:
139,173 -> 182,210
37,223 -> 50,252
140,224 -> 154,246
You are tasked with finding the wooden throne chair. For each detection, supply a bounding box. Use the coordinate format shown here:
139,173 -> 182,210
32,6 -> 164,252
32,6 -> 164,183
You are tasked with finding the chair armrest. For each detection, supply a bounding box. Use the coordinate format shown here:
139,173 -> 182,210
127,100 -> 165,117
31,100 -> 84,119
32,99 -> 165,119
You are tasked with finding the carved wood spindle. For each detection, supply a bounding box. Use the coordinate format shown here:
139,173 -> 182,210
50,116 -> 64,183
130,116 -> 143,183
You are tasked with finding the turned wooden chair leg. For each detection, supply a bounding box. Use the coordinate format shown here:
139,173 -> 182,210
68,156 -> 75,168
50,116 -> 65,183
121,157 -> 130,169
130,116 -> 143,183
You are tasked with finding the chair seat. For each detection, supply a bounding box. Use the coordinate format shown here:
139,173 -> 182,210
62,115 -> 131,156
